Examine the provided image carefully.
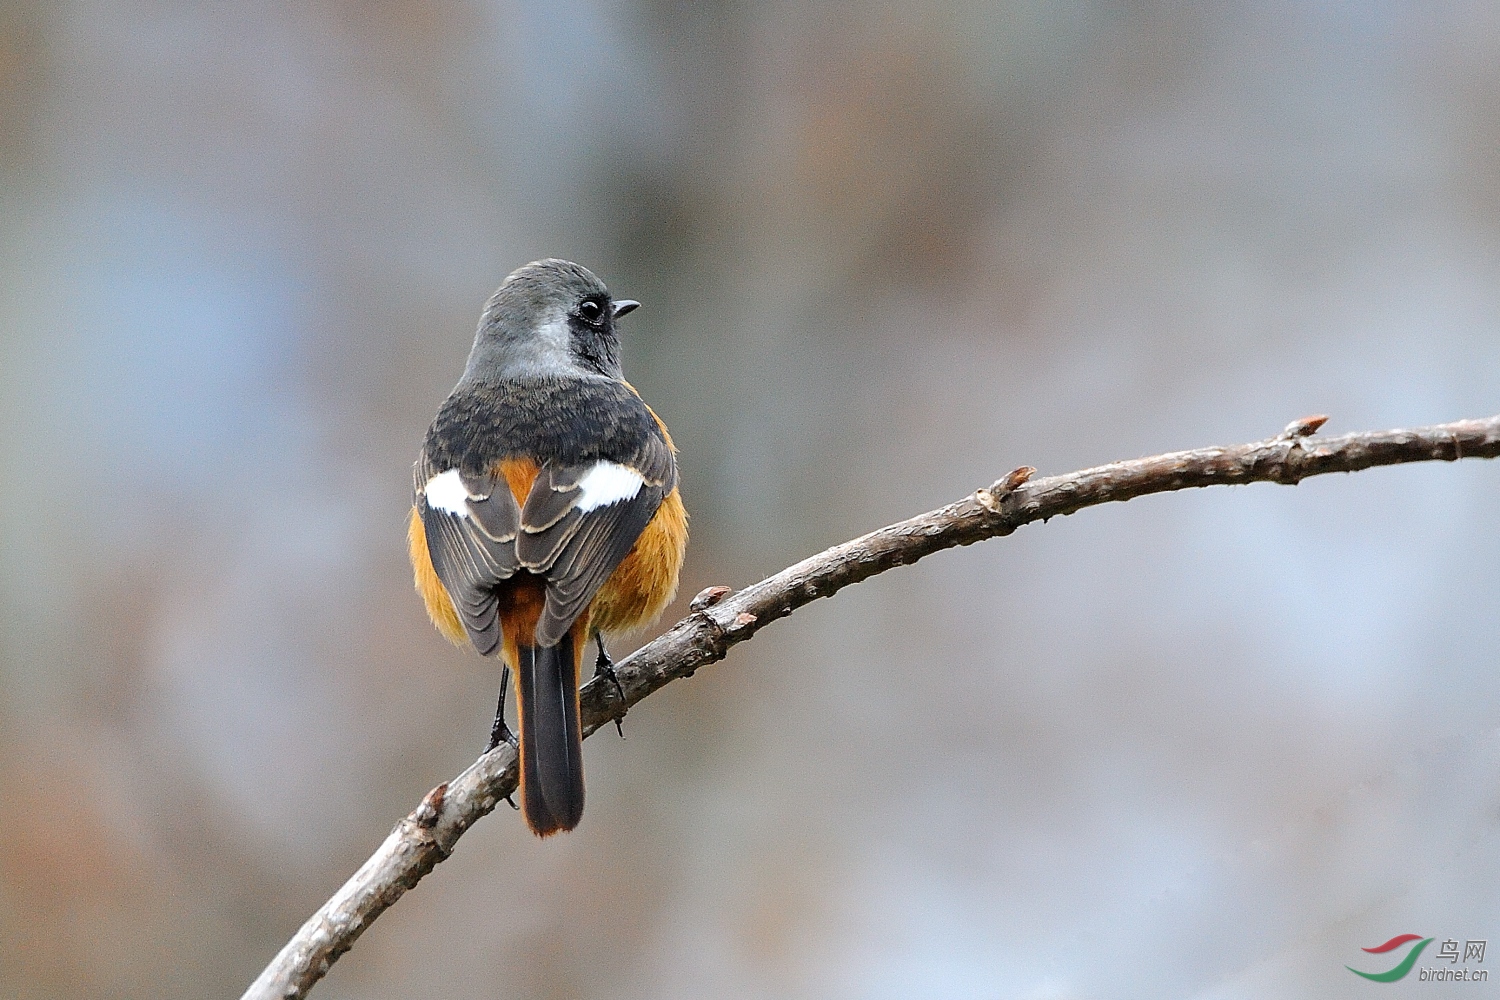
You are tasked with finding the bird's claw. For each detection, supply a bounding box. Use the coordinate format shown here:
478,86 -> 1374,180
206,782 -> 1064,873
595,636 -> 627,738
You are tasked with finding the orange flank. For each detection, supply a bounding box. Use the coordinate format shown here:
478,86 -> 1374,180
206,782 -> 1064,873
408,506 -> 466,646
591,487 -> 688,635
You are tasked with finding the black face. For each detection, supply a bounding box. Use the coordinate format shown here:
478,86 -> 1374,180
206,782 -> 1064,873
567,294 -> 622,377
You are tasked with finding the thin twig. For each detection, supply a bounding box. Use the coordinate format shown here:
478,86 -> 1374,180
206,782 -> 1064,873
243,413 -> 1500,1000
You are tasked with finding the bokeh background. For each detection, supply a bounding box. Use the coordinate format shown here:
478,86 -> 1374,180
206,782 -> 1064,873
3,1 -> 1500,997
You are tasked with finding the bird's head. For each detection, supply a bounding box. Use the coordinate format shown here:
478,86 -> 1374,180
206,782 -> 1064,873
463,258 -> 640,383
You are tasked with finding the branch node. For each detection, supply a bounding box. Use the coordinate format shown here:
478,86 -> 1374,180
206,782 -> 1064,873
976,465 -> 1036,512
689,611 -> 728,653
1279,414 -> 1329,440
413,783 -> 447,828
690,586 -> 733,611
732,612 -> 758,630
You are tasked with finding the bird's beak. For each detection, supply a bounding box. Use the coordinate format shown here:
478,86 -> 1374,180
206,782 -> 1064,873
612,299 -> 640,319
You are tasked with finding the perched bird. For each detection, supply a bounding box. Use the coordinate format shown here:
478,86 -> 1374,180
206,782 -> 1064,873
408,259 -> 688,836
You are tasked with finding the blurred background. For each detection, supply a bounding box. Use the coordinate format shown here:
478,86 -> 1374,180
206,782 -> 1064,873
2,1 -> 1499,997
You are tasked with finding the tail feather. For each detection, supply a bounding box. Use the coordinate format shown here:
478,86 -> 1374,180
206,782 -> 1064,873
515,640 -> 585,835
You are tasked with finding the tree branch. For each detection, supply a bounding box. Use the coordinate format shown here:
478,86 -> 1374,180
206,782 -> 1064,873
243,413 -> 1500,1000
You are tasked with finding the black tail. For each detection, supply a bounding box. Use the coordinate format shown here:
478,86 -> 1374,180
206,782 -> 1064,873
515,641 -> 585,835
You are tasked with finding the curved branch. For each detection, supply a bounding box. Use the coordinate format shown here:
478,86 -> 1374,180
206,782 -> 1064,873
243,413 -> 1500,1000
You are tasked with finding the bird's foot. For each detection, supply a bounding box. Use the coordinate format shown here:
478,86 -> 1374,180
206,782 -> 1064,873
595,636 -> 627,738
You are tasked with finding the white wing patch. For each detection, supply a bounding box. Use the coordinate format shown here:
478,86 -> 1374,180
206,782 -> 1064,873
575,461 -> 645,512
425,469 -> 471,516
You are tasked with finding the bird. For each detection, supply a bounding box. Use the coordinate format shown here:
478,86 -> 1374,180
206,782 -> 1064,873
407,259 -> 687,836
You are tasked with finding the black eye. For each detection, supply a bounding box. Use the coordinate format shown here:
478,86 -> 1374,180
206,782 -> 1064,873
578,300 -> 603,323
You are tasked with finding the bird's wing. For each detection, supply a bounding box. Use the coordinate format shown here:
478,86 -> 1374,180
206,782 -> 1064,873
518,431 -> 675,646
414,454 -> 522,656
